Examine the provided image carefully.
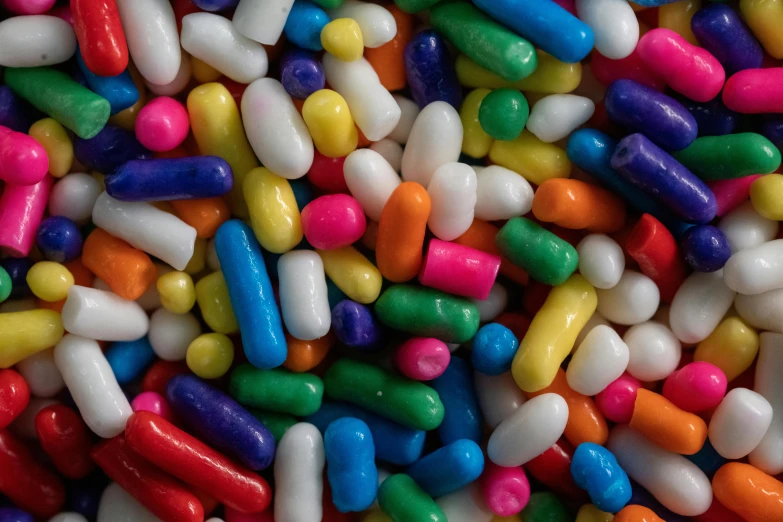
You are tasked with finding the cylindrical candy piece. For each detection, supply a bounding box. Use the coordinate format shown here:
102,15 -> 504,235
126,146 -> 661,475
0,175 -> 52,257
427,162 -> 477,241
0,309 -> 63,368
376,182 -> 431,283
0,15 -> 76,67
662,362 -> 727,413
532,178 -> 626,233
0,369 -> 29,428
626,214 -> 688,303
571,442 -> 632,513
407,439 -> 484,498
404,30 -> 462,109
34,404 -> 94,479
274,423 -> 325,522
673,133 -> 781,181
712,463 -> 783,522
61,286 -> 149,342
419,239 -> 500,300
568,325 -> 629,396
115,0 -> 181,85
431,357 -> 483,444
691,4 -> 763,75
230,365 -> 323,417
749,332 -> 783,476
233,0 -> 295,44
709,388 -> 772,460
629,388 -> 708,455
724,68 -> 783,114
378,474 -> 446,522
81,228 -> 156,301
401,101 -> 462,188
72,0 -> 128,76
324,417 -> 378,513
278,250 -> 331,341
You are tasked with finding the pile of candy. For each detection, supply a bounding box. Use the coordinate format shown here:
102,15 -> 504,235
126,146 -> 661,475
2,0 -> 783,520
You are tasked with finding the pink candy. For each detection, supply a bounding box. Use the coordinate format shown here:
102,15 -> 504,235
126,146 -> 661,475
662,361 -> 727,413
0,175 -> 52,257
0,126 -> 49,186
1,0 -> 55,14
130,391 -> 174,422
395,338 -> 451,381
419,239 -> 500,300
135,97 -> 190,152
709,175 -> 763,217
301,194 -> 367,250
595,373 -> 641,424
723,68 -> 783,114
481,462 -> 531,517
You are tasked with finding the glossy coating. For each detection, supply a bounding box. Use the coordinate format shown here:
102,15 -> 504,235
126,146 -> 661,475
571,443 -> 632,513
472,323 -> 518,376
378,474 -> 446,522
0,369 -> 29,428
76,53 -> 138,115
74,125 -> 150,174
116,0 -> 181,85
105,337 -> 156,385
526,439 -> 586,501
301,194 -> 366,250
479,89 -> 529,141
284,1 -> 330,51
230,364 -> 323,417
596,373 -> 641,424
713,463 -> 783,522
662,361 -> 727,413
82,228 -> 155,301
481,462 -> 530,517
35,404 -> 93,479
674,133 -> 781,180
106,157 -> 233,201
710,388 -> 772,460
568,325 -> 629,397
680,225 -> 732,272
691,4 -> 763,74
419,239 -> 500,300
35,216 -> 82,264
0,309 -> 64,368
324,417 -> 377,512
404,30 -> 461,108
630,388 -> 708,455
282,52 -> 326,103
532,178 -> 626,233
0,175 -> 52,257
626,214 -> 688,302
431,357 -> 482,444
408,439 -> 484,499
0,125 -> 48,186
724,66 -> 783,114
331,300 -> 381,350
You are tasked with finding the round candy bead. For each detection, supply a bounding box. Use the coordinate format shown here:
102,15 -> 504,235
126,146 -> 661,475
479,89 -> 529,141
35,216 -> 83,263
526,94 -> 595,144
148,308 -> 201,361
623,321 -> 681,382
679,225 -> 731,273
662,362 -> 727,413
404,30 -> 462,109
576,234 -> 625,289
49,173 -> 102,223
595,373 -> 641,424
0,125 -> 49,186
0,266 -> 11,303
280,50 -> 326,99
134,97 -> 189,152
331,299 -> 381,350
321,18 -> 364,61
395,337 -> 451,381
157,271 -> 196,314
28,118 -> 72,178
26,261 -> 74,302
324,417 -> 377,512
186,333 -> 234,379
596,270 -> 660,326
302,194 -> 366,250
131,391 -> 174,421
471,323 -> 519,376
751,174 -> 783,221
568,325 -> 629,396
284,0 -> 330,51
571,443 -> 632,513
481,462 -> 530,517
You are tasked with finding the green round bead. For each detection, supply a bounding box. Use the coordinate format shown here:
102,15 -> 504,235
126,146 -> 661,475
479,88 -> 529,141
0,266 -> 10,303
229,364 -> 324,417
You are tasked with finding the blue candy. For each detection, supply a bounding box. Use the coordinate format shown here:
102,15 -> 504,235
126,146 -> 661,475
105,337 -> 156,385
215,220 -> 287,369
571,442 -> 632,513
431,357 -> 482,445
281,50 -> 326,100
76,51 -> 139,115
284,0 -> 330,51
0,86 -> 40,133
324,417 -> 378,513
686,439 -> 727,479
630,0 -> 683,5
471,323 -> 518,376
331,299 -> 382,351
105,157 -> 233,202
676,95 -> 738,137
0,508 -> 33,522
691,4 -> 763,75
191,0 -> 239,11
36,216 -> 83,263
404,30 -> 462,109
167,374 -> 277,470
406,439 -> 484,498
73,125 -> 151,174
0,258 -> 32,299
65,477 -> 107,520
306,401 -> 426,465
680,225 -> 731,273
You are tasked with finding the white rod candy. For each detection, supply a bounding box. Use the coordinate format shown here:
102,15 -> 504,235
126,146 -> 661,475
145,53 -> 192,96
567,324 -> 629,396
148,309 -> 202,361
576,234 -> 625,290
575,0 -> 639,59
427,162 -> 477,241
275,423 -> 325,522
241,78 -> 314,180
322,54 -> 401,141
16,348 -> 64,398
49,513 -> 89,522
709,387 -> 772,460
735,288 -> 783,333
344,149 -> 402,222
436,484 -> 494,522
474,371 -> 526,429
369,139 -> 403,172
0,15 -> 76,67
328,0 -> 397,48
61,286 -> 149,341
470,283 -> 507,323
608,425 -> 713,517
401,101 -> 463,188
596,270 -> 660,325
181,13 -> 269,84
98,483 -> 163,522
623,321 -> 681,381
487,393 -> 568,467
474,166 -> 534,222
750,333 -> 783,475
278,251 -> 331,341
49,173 -> 102,223
718,201 -> 778,253
92,192 -> 197,271
525,95 -> 596,143
233,0 -> 295,45
54,334 -> 133,439
388,95 -> 420,145
724,239 -> 783,295
116,0 -> 181,85
669,270 -> 736,343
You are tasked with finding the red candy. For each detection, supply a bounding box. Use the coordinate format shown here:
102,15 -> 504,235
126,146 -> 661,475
142,359 -> 190,395
0,369 -> 30,428
524,439 -> 587,502
590,49 -> 666,91
35,404 -> 94,479
307,152 -> 349,193
71,0 -> 130,77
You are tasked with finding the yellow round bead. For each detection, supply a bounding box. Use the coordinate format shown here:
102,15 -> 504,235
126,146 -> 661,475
157,271 -> 196,314
26,261 -> 74,302
303,89 -> 359,158
29,118 -> 73,178
186,333 -> 234,379
750,174 -> 783,220
461,88 -> 494,159
321,18 -> 364,62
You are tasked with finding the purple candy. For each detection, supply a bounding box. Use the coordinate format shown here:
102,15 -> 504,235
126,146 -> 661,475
331,299 -> 382,351
680,224 -> 731,273
404,30 -> 462,109
280,49 -> 326,100
73,125 -> 151,174
691,4 -> 764,75
0,508 -> 33,522
0,87 -> 40,133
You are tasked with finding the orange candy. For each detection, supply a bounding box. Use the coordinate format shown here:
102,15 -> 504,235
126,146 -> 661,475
614,505 -> 665,522
454,219 -> 529,285
365,6 -> 413,91
713,463 -> 783,522
376,182 -> 431,283
170,198 -> 230,239
283,333 -> 335,373
81,228 -> 157,301
532,178 -> 626,233
629,388 -> 707,455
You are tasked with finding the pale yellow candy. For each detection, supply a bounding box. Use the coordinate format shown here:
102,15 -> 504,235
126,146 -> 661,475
321,18 -> 364,62
26,261 -> 74,302
157,271 -> 196,314
576,504 -> 613,522
750,174 -> 783,220
196,271 -> 239,334
659,0 -> 701,45
29,118 -> 73,178
460,88 -> 494,159
185,238 -> 207,275
489,130 -> 571,185
456,52 -> 582,93
0,310 -> 64,368
318,246 -> 382,304
244,167 -> 303,253
695,316 -> 759,382
303,89 -> 359,158
186,333 -> 234,379
741,0 -> 783,59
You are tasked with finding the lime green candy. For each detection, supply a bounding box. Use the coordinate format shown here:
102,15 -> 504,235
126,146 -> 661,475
394,0 -> 443,13
250,410 -> 297,443
0,266 -> 11,303
229,364 -> 324,416
378,474 -> 446,522
4,67 -> 110,139
324,359 -> 444,431
521,492 -> 571,522
673,133 -> 782,180
479,88 -> 530,140
430,2 -> 537,82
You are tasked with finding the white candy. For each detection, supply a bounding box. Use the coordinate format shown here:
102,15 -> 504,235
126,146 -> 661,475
241,78 -> 314,180
93,192 -> 196,271
735,288 -> 783,333
49,173 -> 102,223
577,234 -> 625,289
474,371 -> 527,429
470,283 -> 507,322
401,101 -> 463,188
709,387 -> 772,460
623,321 -> 681,382
144,52 -> 192,96
12,398 -> 57,439
427,162 -> 477,241
574,311 -> 610,349
567,325 -> 629,396
49,513 -> 89,522
343,148 -> 401,221
526,95 -> 595,143
275,423 -> 325,522
669,270 -> 736,343
718,201 -> 778,253
608,425 -> 712,516
724,239 -> 783,295
575,0 -> 639,59
596,270 -> 659,325
148,309 -> 201,361
54,334 -> 133,438
328,0 -> 397,48
436,484 -> 494,522
474,166 -> 534,221
0,15 -> 76,67
98,483 -> 162,522
323,54 -> 401,141
181,13 -> 268,84
16,348 -> 64,398
278,251 -> 331,341
750,333 -> 783,475
116,0 -> 181,85
369,139 -> 403,172
233,0 -> 294,45
62,286 -> 149,341
487,393 -> 568,467
388,95 -> 420,144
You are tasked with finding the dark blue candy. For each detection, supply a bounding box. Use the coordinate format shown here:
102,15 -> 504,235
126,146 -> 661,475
0,258 -> 32,299
191,0 -> 239,11
73,125 -> 151,174
106,337 -> 156,385
605,79 -> 698,151
680,225 -> 731,273
571,442 -> 632,513
36,216 -> 83,263
331,299 -> 382,350
281,50 -> 326,100
685,439 -> 727,478
105,156 -> 233,202
0,86 -> 40,133
691,4 -> 763,75
404,30 -> 462,109
284,0 -> 330,51
431,357 -> 482,445
471,323 -> 518,376
166,374 -> 277,470
324,417 -> 378,513
761,116 -> 783,150
406,439 -> 484,498
290,178 -> 316,210
0,508 -> 33,522
76,51 -> 139,115
676,95 -> 738,137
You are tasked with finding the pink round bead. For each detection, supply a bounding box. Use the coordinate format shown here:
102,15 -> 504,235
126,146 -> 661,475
224,507 -> 274,522
419,239 -> 501,300
595,373 -> 641,424
301,194 -> 367,250
0,175 -> 52,257
662,361 -> 727,413
135,97 -> 190,152
131,391 -> 174,421
395,338 -> 451,381
723,68 -> 783,114
0,126 -> 49,186
481,462 -> 530,517
709,175 -> 762,217
1,0 -> 56,14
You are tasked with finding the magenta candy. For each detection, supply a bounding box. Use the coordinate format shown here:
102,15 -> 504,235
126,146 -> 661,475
0,175 -> 52,257
662,361 -> 727,413
1,0 -> 56,14
481,462 -> 531,517
636,28 -> 725,103
131,391 -> 174,422
135,97 -> 190,152
301,194 -> 367,250
0,125 -> 49,186
723,68 -> 783,114
395,337 -> 451,381
595,373 -> 641,424
709,175 -> 763,217
418,239 -> 501,300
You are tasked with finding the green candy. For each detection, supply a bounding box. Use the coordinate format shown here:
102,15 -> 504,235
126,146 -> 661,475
673,133 -> 782,180
323,359 -> 444,431
479,88 -> 530,140
430,2 -> 537,82
312,0 -> 343,7
496,217 -> 579,286
521,492 -> 571,522
378,474 -> 447,522
394,0 -> 443,13
4,67 -> 110,139
0,266 -> 11,303
229,364 -> 324,416
375,285 -> 480,343
251,410 -> 297,443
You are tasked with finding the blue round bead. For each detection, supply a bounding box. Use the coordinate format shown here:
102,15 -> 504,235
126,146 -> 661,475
331,300 -> 382,350
283,0 -> 330,51
36,216 -> 83,263
471,323 -> 519,376
0,258 -> 33,299
680,224 -> 732,272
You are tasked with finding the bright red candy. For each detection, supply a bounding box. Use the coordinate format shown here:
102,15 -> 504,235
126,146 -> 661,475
591,49 -> 666,92
35,404 -> 94,479
71,0 -> 129,77
0,368 -> 30,428
307,152 -> 349,193
524,439 -> 587,502
142,360 -> 190,395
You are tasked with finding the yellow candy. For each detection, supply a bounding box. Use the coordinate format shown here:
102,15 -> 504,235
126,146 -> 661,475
512,274 -> 597,392
186,333 -> 234,379
695,316 -> 759,382
302,89 -> 359,158
0,309 -> 64,368
363,512 -> 393,522
741,0 -> 783,59
185,238 -> 207,275
28,118 -> 73,178
576,504 -> 613,522
489,130 -> 571,185
318,246 -> 382,304
750,174 -> 783,220
196,271 -> 239,334
460,88 -> 494,159
191,56 -> 222,83
157,271 -> 196,314
321,18 -> 364,61
659,0 -> 701,46
26,261 -> 74,302
109,65 -> 146,131
456,52 -> 582,93
244,167 -> 303,253
188,83 -> 260,218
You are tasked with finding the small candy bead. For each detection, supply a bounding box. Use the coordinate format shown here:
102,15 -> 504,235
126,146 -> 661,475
596,270 -> 659,326
134,97 -> 189,152
568,325 -> 629,396
131,391 -> 173,421
0,309 -> 64,368
324,417 -> 378,512
596,373 -> 641,424
679,225 -> 732,272
28,118 -> 72,178
533,178 -> 626,233
0,369 -> 30,428
674,133 -> 781,180
526,94 -> 595,144
0,15 -> 76,67
375,182 -> 430,282
662,362 -> 727,413
301,195 -> 366,251
327,1 -> 396,48
407,439 -> 484,498
36,216 -> 83,263
691,4 -> 763,75
35,404 -> 93,479
471,324 -> 518,376
405,30 -> 462,109
479,89 -> 529,141
105,337 -> 156,385
25,261 -> 73,303
185,333 -> 233,379
575,0 -> 639,59
321,18 -> 363,61
695,316 -> 758,382
623,321 -> 681,381
395,338 -> 451,381
157,271 -> 196,314
0,267 -> 11,304
284,0 -> 330,51
571,442 -> 632,513
49,173 -> 102,223
331,299 -> 381,350
474,165 -> 533,221
481,463 -> 530,517
378,474 -> 446,522
281,50 -> 327,100
709,388 -> 772,460
74,125 -> 150,174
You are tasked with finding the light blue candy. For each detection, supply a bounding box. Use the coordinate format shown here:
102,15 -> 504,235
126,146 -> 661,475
471,323 -> 518,376
105,337 -> 155,385
325,417 -> 378,513
406,439 -> 484,498
76,51 -> 139,115
571,442 -> 632,513
431,357 -> 482,445
284,0 -> 331,51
